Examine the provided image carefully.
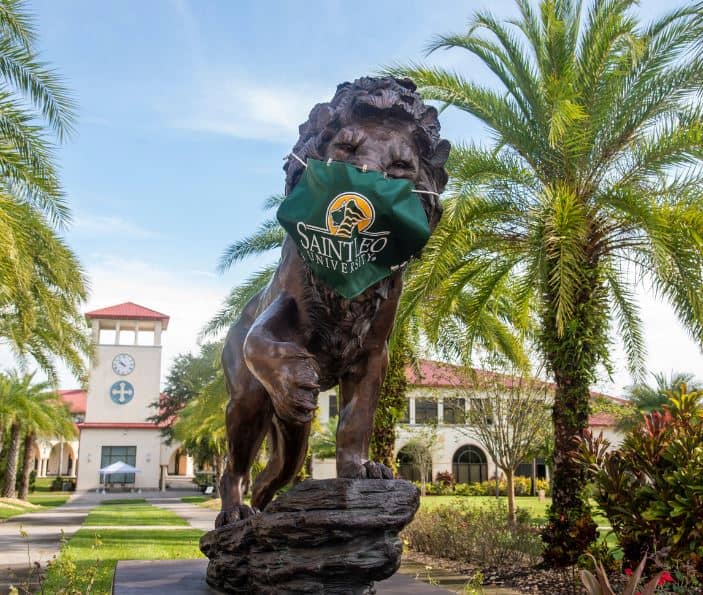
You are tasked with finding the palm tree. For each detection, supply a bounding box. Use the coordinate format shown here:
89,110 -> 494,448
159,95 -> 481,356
387,0 -> 703,565
0,371 -> 24,497
0,371 -> 76,499
0,0 -> 90,382
171,370 -> 228,494
618,370 -> 702,431
17,378 -> 76,500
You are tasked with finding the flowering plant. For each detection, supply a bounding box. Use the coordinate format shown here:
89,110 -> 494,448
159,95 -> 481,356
580,554 -> 664,595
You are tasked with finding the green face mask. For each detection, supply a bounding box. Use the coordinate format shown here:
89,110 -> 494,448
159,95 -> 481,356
277,156 -> 436,299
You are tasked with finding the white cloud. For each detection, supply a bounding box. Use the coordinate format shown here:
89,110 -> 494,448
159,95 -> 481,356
595,286 -> 703,396
168,76 -> 329,144
0,255 -> 232,389
73,212 -> 162,240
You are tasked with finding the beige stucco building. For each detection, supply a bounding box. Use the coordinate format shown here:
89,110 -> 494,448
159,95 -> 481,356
312,359 -> 624,483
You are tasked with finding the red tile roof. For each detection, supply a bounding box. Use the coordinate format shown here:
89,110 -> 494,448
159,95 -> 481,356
59,390 -> 167,418
59,389 -> 87,414
77,422 -> 165,429
406,359 -> 624,403
85,302 -> 169,329
588,412 -> 618,427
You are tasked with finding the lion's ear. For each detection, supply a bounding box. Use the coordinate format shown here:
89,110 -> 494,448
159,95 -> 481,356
430,139 -> 451,169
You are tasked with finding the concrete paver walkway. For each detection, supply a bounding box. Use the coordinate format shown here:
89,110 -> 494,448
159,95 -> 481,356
145,496 -> 217,531
0,490 -> 203,594
0,493 -> 91,593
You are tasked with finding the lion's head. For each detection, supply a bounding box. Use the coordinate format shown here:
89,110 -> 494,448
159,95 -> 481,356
285,76 -> 450,230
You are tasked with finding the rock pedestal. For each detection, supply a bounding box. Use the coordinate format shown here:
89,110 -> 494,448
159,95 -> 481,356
200,478 -> 419,594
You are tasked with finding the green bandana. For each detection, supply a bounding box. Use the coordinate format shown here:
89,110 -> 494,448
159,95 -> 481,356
277,158 -> 433,298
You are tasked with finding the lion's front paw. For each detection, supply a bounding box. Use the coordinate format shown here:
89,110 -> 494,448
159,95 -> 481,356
338,460 -> 394,480
214,504 -> 259,528
267,347 -> 320,425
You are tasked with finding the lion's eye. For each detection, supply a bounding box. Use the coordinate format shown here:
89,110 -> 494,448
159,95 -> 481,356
335,143 -> 357,153
391,161 -> 411,170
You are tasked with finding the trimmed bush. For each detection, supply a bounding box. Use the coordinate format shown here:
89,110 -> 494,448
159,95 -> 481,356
403,499 -> 543,567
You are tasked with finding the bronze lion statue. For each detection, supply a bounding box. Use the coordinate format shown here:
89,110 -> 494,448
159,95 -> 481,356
217,76 -> 450,527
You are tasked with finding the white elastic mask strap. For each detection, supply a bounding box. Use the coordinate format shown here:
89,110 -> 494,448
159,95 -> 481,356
289,153 -> 308,168
412,189 -> 440,197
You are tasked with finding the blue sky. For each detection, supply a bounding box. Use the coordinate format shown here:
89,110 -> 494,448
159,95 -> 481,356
17,0 -> 702,392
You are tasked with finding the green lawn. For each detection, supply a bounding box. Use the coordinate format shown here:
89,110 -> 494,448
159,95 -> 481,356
418,495 -> 610,527
44,499 -> 203,593
0,481 -> 72,521
42,528 -> 204,593
84,499 -> 189,526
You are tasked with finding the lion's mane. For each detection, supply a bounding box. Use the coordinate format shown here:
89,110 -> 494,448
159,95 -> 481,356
284,77 -> 450,204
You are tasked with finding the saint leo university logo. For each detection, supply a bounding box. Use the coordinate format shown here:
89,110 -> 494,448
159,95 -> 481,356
296,192 -> 390,274
326,193 -> 374,238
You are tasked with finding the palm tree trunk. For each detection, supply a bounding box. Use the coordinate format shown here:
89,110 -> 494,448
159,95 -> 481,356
540,280 -> 602,566
1,422 -> 22,498
18,432 -> 36,500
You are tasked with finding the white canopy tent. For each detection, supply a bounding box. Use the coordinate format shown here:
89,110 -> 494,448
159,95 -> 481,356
98,461 -> 141,492
99,460 -> 141,475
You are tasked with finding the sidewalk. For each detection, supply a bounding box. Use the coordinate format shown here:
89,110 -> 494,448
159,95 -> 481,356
145,495 -> 217,531
0,493 -> 92,593
0,489 -> 206,594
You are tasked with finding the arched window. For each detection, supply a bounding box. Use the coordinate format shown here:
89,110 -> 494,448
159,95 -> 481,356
452,445 -> 488,484
396,444 -> 432,483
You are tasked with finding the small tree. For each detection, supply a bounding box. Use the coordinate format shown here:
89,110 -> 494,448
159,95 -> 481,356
310,416 -> 338,460
401,425 -> 438,497
463,367 -> 552,526
148,342 -> 222,442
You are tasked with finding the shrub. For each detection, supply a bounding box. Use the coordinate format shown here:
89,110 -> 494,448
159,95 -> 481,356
412,478 -> 551,497
580,386 -> 703,575
192,471 -> 215,491
435,471 -> 454,486
51,476 -> 76,491
403,499 -> 543,567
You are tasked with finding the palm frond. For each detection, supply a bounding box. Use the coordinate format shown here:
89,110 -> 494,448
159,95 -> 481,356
217,219 -> 284,273
201,264 -> 277,339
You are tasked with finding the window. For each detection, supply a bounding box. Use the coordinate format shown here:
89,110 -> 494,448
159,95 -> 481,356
396,445 -> 432,482
516,458 -> 547,479
469,398 -> 493,425
452,445 -> 488,484
101,446 -> 136,484
328,394 -> 338,419
415,398 -> 438,424
399,398 -> 410,423
443,398 -> 466,424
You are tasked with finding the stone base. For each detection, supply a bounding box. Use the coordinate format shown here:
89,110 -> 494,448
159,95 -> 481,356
112,559 -> 454,594
199,478 -> 420,594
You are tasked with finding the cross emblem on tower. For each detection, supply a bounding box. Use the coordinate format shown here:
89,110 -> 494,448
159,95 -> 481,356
109,381 -> 134,405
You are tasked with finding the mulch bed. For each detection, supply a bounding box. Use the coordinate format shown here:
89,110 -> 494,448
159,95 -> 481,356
405,549 -> 627,594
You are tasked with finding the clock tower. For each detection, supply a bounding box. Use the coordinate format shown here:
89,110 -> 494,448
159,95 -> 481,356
75,302 -> 171,490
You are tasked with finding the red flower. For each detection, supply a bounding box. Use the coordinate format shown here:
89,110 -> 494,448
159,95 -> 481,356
624,568 -> 633,576
658,571 -> 674,586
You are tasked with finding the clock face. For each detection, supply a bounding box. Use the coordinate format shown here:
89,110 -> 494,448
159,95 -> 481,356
112,353 -> 135,376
